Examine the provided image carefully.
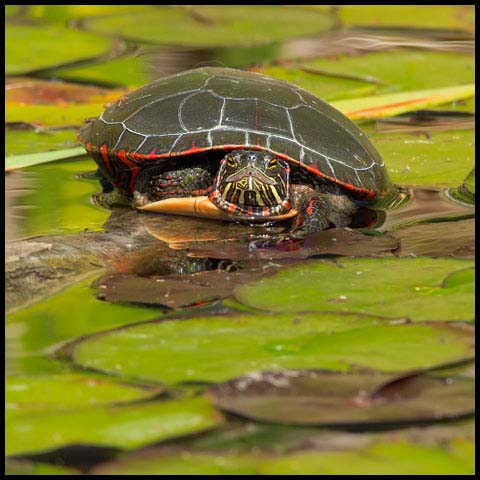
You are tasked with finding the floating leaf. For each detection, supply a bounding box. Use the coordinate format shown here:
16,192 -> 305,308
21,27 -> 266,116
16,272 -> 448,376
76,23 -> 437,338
5,128 -> 79,157
5,23 -> 113,75
82,6 -> 336,47
70,313 -> 474,384
368,127 -> 475,187
209,369 -> 474,426
339,5 -> 474,31
6,395 -> 221,456
6,158 -> 108,238
5,373 -> 163,412
6,276 -> 164,375
393,219 -> 475,259
259,440 -> 475,475
332,84 -> 475,120
6,459 -> 78,475
449,168 -> 475,204
234,257 -> 474,321
5,147 -> 86,171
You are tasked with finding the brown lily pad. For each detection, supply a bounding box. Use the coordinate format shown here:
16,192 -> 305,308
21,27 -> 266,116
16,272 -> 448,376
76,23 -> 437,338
394,218 -> 475,259
208,368 -> 474,427
95,267 -> 279,309
183,228 -> 399,261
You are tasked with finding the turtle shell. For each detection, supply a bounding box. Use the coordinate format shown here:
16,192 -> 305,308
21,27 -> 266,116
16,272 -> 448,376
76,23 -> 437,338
78,67 -> 389,200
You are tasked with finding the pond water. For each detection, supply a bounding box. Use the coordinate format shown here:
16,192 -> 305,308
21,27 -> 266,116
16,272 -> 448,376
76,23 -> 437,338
5,5 -> 475,475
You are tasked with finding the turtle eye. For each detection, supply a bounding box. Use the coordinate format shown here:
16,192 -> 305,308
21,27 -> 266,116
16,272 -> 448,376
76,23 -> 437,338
268,158 -> 278,170
226,155 -> 237,168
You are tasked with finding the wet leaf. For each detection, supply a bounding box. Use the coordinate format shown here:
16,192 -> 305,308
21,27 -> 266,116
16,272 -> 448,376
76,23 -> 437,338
315,51 -> 474,93
6,459 -> 78,475
369,127 -> 475,187
209,369 -> 474,427
6,147 -> 86,171
49,53 -> 155,89
449,168 -> 475,204
339,5 -> 474,31
332,84 -> 475,121
5,128 -> 79,157
95,268 -> 273,309
234,257 -> 474,321
394,219 -> 475,259
26,5 -> 152,21
6,276 -> 165,376
6,395 -> 221,456
90,428 -> 474,475
82,6 -> 336,47
259,440 -> 475,475
5,373 -> 163,412
184,228 -> 399,261
6,23 -> 112,75
6,158 -> 108,238
380,187 -> 474,232
70,313 -> 474,384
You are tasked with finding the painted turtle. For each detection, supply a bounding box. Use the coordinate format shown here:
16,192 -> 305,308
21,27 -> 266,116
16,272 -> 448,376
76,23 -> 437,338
78,67 -> 392,234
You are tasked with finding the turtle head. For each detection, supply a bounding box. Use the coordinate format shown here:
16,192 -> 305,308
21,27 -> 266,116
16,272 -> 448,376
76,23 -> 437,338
210,150 -> 291,218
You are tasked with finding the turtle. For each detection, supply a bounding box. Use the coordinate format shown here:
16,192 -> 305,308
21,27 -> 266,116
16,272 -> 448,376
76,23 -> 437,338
78,67 -> 393,235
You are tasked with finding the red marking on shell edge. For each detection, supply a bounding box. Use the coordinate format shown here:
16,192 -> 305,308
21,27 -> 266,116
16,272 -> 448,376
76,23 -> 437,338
84,143 -> 380,197
228,203 -> 237,214
263,207 -> 270,216
100,144 -> 113,176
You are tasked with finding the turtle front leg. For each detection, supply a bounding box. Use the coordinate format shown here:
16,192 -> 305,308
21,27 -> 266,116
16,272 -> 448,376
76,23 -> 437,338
133,164 -> 214,206
289,185 -> 358,236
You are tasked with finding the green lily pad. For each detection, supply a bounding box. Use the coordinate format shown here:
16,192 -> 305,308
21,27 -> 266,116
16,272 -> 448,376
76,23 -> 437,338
251,66 -> 376,102
83,6 -> 335,47
339,5 -> 474,31
26,5 -> 153,21
367,127 -> 475,187
91,434 -> 475,475
209,369 -> 474,426
5,128 -> 79,157
6,395 -> 221,456
234,257 -> 474,321
6,459 -> 78,475
70,312 -> 474,384
5,23 -> 113,75
260,440 -> 475,475
6,275 -> 165,375
449,168 -> 475,204
7,157 -> 108,238
5,373 -> 163,412
48,53 -> 155,89
264,52 -> 474,99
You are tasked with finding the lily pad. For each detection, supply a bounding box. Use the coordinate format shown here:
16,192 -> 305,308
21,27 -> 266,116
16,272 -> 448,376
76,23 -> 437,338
263,51 -> 475,99
5,373 -> 163,412
208,369 -> 474,426
7,158 -> 108,238
259,440 -> 475,475
368,127 -> 475,188
393,219 -> 475,259
319,51 -> 474,93
449,168 -> 475,204
90,430 -> 475,475
26,5 -> 152,21
184,228 -> 399,261
234,257 -> 474,321
339,5 -> 474,31
82,6 -> 336,47
70,313 -> 474,384
6,395 -> 221,456
5,129 -> 79,157
5,23 -> 113,75
6,276 -> 165,375
5,459 -> 78,475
